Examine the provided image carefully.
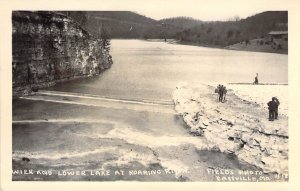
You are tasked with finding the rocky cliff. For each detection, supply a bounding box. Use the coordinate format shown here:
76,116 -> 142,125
12,11 -> 113,96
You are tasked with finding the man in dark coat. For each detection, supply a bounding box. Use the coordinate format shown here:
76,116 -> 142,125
215,84 -> 221,102
223,86 -> 227,101
267,97 -> 279,121
216,84 -> 223,102
254,73 -> 258,84
219,85 -> 224,102
273,97 -> 280,119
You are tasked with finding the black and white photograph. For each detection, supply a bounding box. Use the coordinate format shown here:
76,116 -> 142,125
1,0 -> 300,190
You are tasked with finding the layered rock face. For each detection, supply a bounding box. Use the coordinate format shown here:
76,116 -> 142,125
173,83 -> 288,176
12,11 -> 113,95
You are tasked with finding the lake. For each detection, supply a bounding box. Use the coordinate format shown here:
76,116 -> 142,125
48,39 -> 288,101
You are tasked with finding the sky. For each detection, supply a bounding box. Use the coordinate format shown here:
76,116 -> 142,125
91,0 -> 292,21
3,0 -> 293,21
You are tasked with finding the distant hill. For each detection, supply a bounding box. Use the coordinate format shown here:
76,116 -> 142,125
60,11 -> 288,50
61,11 -> 182,39
85,11 -> 159,38
160,17 -> 203,29
175,11 -> 288,47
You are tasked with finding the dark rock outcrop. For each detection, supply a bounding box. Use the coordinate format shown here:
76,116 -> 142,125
12,11 -> 113,96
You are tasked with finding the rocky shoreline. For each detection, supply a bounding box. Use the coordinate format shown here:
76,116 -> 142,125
173,83 -> 288,176
226,39 -> 288,55
173,40 -> 287,55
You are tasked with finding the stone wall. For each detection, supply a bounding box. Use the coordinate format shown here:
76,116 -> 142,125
12,11 -> 113,96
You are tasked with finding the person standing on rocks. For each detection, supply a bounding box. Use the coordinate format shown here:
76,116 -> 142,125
216,84 -> 226,102
223,86 -> 227,101
273,97 -> 280,120
267,97 -> 279,121
215,84 -> 221,102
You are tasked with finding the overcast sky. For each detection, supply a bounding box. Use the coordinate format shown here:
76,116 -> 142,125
3,0 -> 292,21
94,0 -> 290,21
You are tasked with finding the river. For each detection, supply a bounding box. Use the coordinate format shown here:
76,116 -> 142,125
12,40 -> 288,181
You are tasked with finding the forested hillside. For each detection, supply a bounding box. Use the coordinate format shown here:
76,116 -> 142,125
175,11 -> 288,47
59,11 -> 287,48
60,11 -> 181,39
160,17 -> 203,29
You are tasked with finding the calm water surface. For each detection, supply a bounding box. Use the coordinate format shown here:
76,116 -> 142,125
48,39 -> 288,101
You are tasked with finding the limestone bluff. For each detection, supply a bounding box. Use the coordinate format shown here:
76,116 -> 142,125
12,11 -> 113,96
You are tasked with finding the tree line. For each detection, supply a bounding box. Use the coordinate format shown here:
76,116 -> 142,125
174,11 -> 288,47
58,11 -> 287,47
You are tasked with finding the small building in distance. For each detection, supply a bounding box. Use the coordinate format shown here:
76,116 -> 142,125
268,31 -> 288,41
